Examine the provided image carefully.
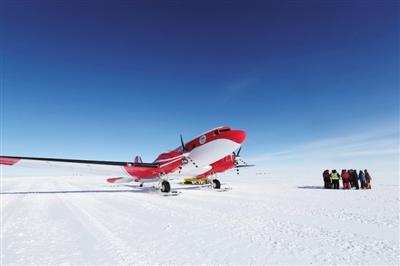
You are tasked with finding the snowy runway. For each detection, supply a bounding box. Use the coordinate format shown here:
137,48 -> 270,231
1,175 -> 399,265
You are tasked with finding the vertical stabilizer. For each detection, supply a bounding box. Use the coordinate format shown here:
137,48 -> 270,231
134,156 -> 143,163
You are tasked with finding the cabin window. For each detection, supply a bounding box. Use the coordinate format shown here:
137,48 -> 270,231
213,130 -> 220,136
199,135 -> 207,144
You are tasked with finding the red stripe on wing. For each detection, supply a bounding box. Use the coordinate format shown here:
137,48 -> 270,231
0,157 -> 20,165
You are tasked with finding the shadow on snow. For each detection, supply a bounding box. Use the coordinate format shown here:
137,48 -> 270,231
0,189 -> 150,195
0,184 -> 212,195
297,185 -> 325,190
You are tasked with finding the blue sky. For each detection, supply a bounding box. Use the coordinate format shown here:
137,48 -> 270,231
0,1 -> 398,176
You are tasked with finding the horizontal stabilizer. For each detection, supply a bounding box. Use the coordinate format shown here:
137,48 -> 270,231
106,177 -> 134,184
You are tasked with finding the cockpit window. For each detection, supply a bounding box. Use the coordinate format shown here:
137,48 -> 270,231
213,130 -> 220,136
219,128 -> 230,132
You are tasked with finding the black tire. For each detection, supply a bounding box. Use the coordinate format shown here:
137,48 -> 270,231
212,179 -> 221,189
161,180 -> 171,193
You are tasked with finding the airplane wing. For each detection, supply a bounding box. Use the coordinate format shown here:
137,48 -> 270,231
0,156 -> 159,177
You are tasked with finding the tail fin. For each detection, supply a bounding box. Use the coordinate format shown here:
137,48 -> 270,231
134,156 -> 143,163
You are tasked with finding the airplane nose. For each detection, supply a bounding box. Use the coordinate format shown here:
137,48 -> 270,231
227,130 -> 247,144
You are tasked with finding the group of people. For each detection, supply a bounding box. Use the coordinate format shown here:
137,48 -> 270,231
322,169 -> 372,190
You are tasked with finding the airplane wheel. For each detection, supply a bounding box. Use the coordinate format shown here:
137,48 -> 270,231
160,180 -> 171,193
212,179 -> 221,189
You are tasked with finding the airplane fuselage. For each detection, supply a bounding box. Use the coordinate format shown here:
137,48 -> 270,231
129,126 -> 246,181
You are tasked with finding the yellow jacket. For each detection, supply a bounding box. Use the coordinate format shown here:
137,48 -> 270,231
330,172 -> 340,180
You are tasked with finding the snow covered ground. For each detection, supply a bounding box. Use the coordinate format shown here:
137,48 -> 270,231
1,173 -> 399,265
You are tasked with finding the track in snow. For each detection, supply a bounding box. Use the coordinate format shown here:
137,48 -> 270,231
1,174 -> 399,265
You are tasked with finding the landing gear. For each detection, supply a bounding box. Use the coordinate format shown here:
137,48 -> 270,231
212,179 -> 221,189
160,180 -> 171,193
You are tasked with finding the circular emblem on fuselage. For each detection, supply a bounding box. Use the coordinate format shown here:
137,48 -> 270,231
199,135 -> 206,145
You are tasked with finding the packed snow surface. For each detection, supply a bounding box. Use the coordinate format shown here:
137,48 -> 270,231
1,174 -> 399,265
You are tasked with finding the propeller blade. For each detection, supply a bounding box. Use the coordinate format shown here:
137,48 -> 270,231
180,134 -> 187,152
236,147 -> 242,157
235,164 -> 255,168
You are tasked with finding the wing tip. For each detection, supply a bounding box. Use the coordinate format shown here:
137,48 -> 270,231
0,157 -> 20,166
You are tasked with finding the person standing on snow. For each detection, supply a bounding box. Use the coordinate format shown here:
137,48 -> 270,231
365,169 -> 372,189
351,169 -> 360,189
359,170 -> 366,189
348,169 -> 354,187
341,169 -> 350,189
330,169 -> 340,189
323,169 -> 331,189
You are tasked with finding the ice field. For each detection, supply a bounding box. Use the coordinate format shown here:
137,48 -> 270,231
1,173 -> 399,265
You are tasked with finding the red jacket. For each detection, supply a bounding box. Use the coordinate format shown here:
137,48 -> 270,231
342,171 -> 350,180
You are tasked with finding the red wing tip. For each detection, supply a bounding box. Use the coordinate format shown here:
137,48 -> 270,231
0,157 -> 20,166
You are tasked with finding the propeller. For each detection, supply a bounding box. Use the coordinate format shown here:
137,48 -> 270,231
232,147 -> 254,175
180,134 -> 194,167
180,134 -> 189,153
233,147 -> 242,158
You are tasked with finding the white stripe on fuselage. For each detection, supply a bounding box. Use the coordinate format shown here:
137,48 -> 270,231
154,154 -> 185,163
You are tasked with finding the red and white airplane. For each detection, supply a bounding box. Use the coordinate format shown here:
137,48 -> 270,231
0,126 -> 251,193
